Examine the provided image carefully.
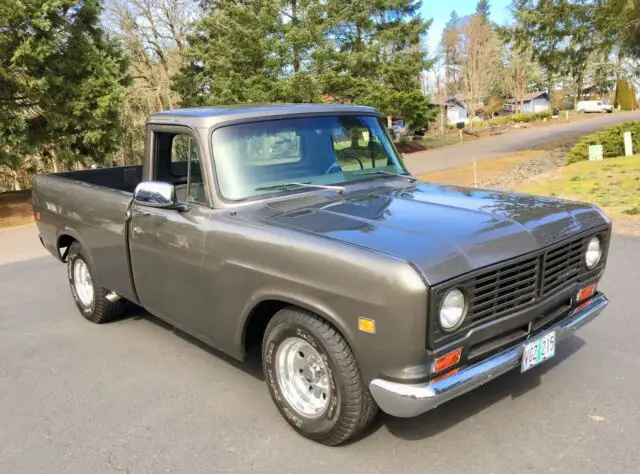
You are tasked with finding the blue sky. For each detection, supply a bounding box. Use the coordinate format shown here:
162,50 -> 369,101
421,0 -> 513,55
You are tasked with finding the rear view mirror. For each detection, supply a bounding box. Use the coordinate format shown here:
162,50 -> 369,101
133,181 -> 188,211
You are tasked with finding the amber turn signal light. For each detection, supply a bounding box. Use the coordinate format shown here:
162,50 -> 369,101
358,317 -> 376,334
576,284 -> 596,303
432,347 -> 462,374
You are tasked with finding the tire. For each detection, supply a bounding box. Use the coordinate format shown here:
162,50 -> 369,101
67,242 -> 127,323
262,307 -> 378,445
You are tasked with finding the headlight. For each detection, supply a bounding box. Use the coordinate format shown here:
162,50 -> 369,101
439,288 -> 467,331
585,236 -> 602,269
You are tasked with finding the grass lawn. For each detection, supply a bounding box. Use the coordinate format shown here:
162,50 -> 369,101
518,156 -> 640,218
418,150 -> 547,186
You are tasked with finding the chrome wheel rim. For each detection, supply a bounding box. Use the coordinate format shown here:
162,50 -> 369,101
275,337 -> 331,418
73,259 -> 94,307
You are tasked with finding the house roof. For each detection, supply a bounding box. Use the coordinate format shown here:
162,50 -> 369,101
521,91 -> 549,102
430,97 -> 466,108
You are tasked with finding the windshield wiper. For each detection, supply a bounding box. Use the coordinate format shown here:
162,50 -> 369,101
255,182 -> 345,195
353,170 -> 417,182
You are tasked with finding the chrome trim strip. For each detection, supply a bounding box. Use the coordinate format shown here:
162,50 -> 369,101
369,294 -> 608,418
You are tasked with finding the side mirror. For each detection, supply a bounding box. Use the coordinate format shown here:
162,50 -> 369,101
133,181 -> 188,211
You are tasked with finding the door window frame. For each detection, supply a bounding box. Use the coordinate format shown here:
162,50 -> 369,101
145,124 -> 213,207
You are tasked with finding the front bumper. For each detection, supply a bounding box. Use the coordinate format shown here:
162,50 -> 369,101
369,293 -> 608,418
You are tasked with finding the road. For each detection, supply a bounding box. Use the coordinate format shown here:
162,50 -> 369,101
1,225 -> 639,473
403,110 -> 640,176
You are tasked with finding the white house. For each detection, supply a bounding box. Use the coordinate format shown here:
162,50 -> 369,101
431,97 -> 469,125
506,91 -> 551,113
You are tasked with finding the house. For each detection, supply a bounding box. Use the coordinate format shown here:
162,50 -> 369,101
430,97 -> 469,125
505,91 -> 550,113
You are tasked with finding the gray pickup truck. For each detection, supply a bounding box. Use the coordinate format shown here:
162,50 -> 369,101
33,105 -> 610,445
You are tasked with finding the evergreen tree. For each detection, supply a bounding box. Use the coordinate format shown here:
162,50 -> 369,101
0,0 -> 129,171
173,0 -> 283,105
475,0 -> 491,22
322,0 -> 434,127
511,0 -> 598,101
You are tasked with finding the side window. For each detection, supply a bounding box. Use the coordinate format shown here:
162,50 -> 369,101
154,131 -> 206,205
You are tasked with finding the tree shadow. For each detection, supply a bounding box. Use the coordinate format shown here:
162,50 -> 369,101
368,335 -> 586,442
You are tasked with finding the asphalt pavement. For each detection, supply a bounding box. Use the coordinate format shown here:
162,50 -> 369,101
1,223 -> 639,473
403,110 -> 640,176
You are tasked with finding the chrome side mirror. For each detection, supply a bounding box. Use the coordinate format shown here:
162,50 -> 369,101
133,181 -> 184,210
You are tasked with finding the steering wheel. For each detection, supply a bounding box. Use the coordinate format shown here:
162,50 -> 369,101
325,154 -> 364,174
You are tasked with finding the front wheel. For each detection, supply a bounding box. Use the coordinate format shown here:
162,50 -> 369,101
262,308 -> 378,445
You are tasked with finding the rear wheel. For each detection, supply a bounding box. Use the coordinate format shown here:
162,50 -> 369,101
67,242 -> 127,323
262,307 -> 378,445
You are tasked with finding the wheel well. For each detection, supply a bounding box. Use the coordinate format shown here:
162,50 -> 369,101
57,234 -> 77,261
243,300 -> 291,354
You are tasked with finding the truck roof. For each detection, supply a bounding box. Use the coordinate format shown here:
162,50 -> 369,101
148,104 -> 380,128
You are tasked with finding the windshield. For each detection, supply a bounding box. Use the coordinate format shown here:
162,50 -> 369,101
211,115 -> 407,201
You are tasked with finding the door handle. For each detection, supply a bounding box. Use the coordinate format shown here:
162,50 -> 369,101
133,209 -> 151,217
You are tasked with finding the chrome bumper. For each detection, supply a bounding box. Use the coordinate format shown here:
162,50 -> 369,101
369,294 -> 608,418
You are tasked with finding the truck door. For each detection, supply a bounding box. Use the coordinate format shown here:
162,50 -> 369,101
128,127 -> 211,336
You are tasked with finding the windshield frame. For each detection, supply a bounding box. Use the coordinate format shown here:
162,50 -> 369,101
207,112 -> 409,204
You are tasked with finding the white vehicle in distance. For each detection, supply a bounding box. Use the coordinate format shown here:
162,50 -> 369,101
577,100 -> 613,113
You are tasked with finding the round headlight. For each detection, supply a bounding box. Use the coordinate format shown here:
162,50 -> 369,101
585,236 -> 602,269
439,288 -> 467,331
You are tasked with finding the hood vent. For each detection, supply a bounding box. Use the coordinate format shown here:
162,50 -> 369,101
264,194 -> 330,212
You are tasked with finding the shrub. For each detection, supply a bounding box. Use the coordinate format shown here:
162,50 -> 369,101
614,80 -> 636,111
567,121 -> 640,163
486,111 -> 552,126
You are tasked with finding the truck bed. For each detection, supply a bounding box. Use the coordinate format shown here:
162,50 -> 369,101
32,165 -> 143,302
55,165 -> 143,194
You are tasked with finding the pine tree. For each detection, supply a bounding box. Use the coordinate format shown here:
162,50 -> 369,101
511,0 -> 598,102
475,0 -> 491,22
173,0 -> 283,105
0,0 -> 128,172
322,0 -> 434,127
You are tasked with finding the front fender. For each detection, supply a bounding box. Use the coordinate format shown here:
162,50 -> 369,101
237,289 -> 357,361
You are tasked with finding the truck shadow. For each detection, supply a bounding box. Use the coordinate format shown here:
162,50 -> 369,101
362,335 -> 586,443
131,309 -> 265,381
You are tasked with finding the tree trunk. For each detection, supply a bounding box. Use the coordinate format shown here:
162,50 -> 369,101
292,0 -> 300,73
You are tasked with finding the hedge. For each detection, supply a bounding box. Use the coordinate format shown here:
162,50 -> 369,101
567,121 -> 640,163
487,111 -> 552,126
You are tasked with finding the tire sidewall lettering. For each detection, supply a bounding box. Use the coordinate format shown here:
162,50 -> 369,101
264,323 -> 341,435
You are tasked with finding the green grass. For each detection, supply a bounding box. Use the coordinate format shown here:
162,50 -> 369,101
519,156 -> 640,219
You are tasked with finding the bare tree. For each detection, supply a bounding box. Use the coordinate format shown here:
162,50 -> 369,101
103,0 -> 198,164
504,43 -> 539,113
458,15 -> 499,126
440,16 -> 462,96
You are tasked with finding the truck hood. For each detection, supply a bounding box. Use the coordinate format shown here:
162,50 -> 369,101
264,183 -> 607,285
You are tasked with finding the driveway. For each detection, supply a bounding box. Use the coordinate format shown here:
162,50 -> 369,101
1,225 -> 639,473
404,110 -> 640,176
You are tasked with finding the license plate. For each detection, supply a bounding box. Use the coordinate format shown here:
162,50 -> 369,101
521,330 -> 556,372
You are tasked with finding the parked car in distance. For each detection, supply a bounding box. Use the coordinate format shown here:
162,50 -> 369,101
33,104 -> 610,445
577,100 -> 613,113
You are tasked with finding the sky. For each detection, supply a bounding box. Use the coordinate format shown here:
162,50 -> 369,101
421,0 -> 513,55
